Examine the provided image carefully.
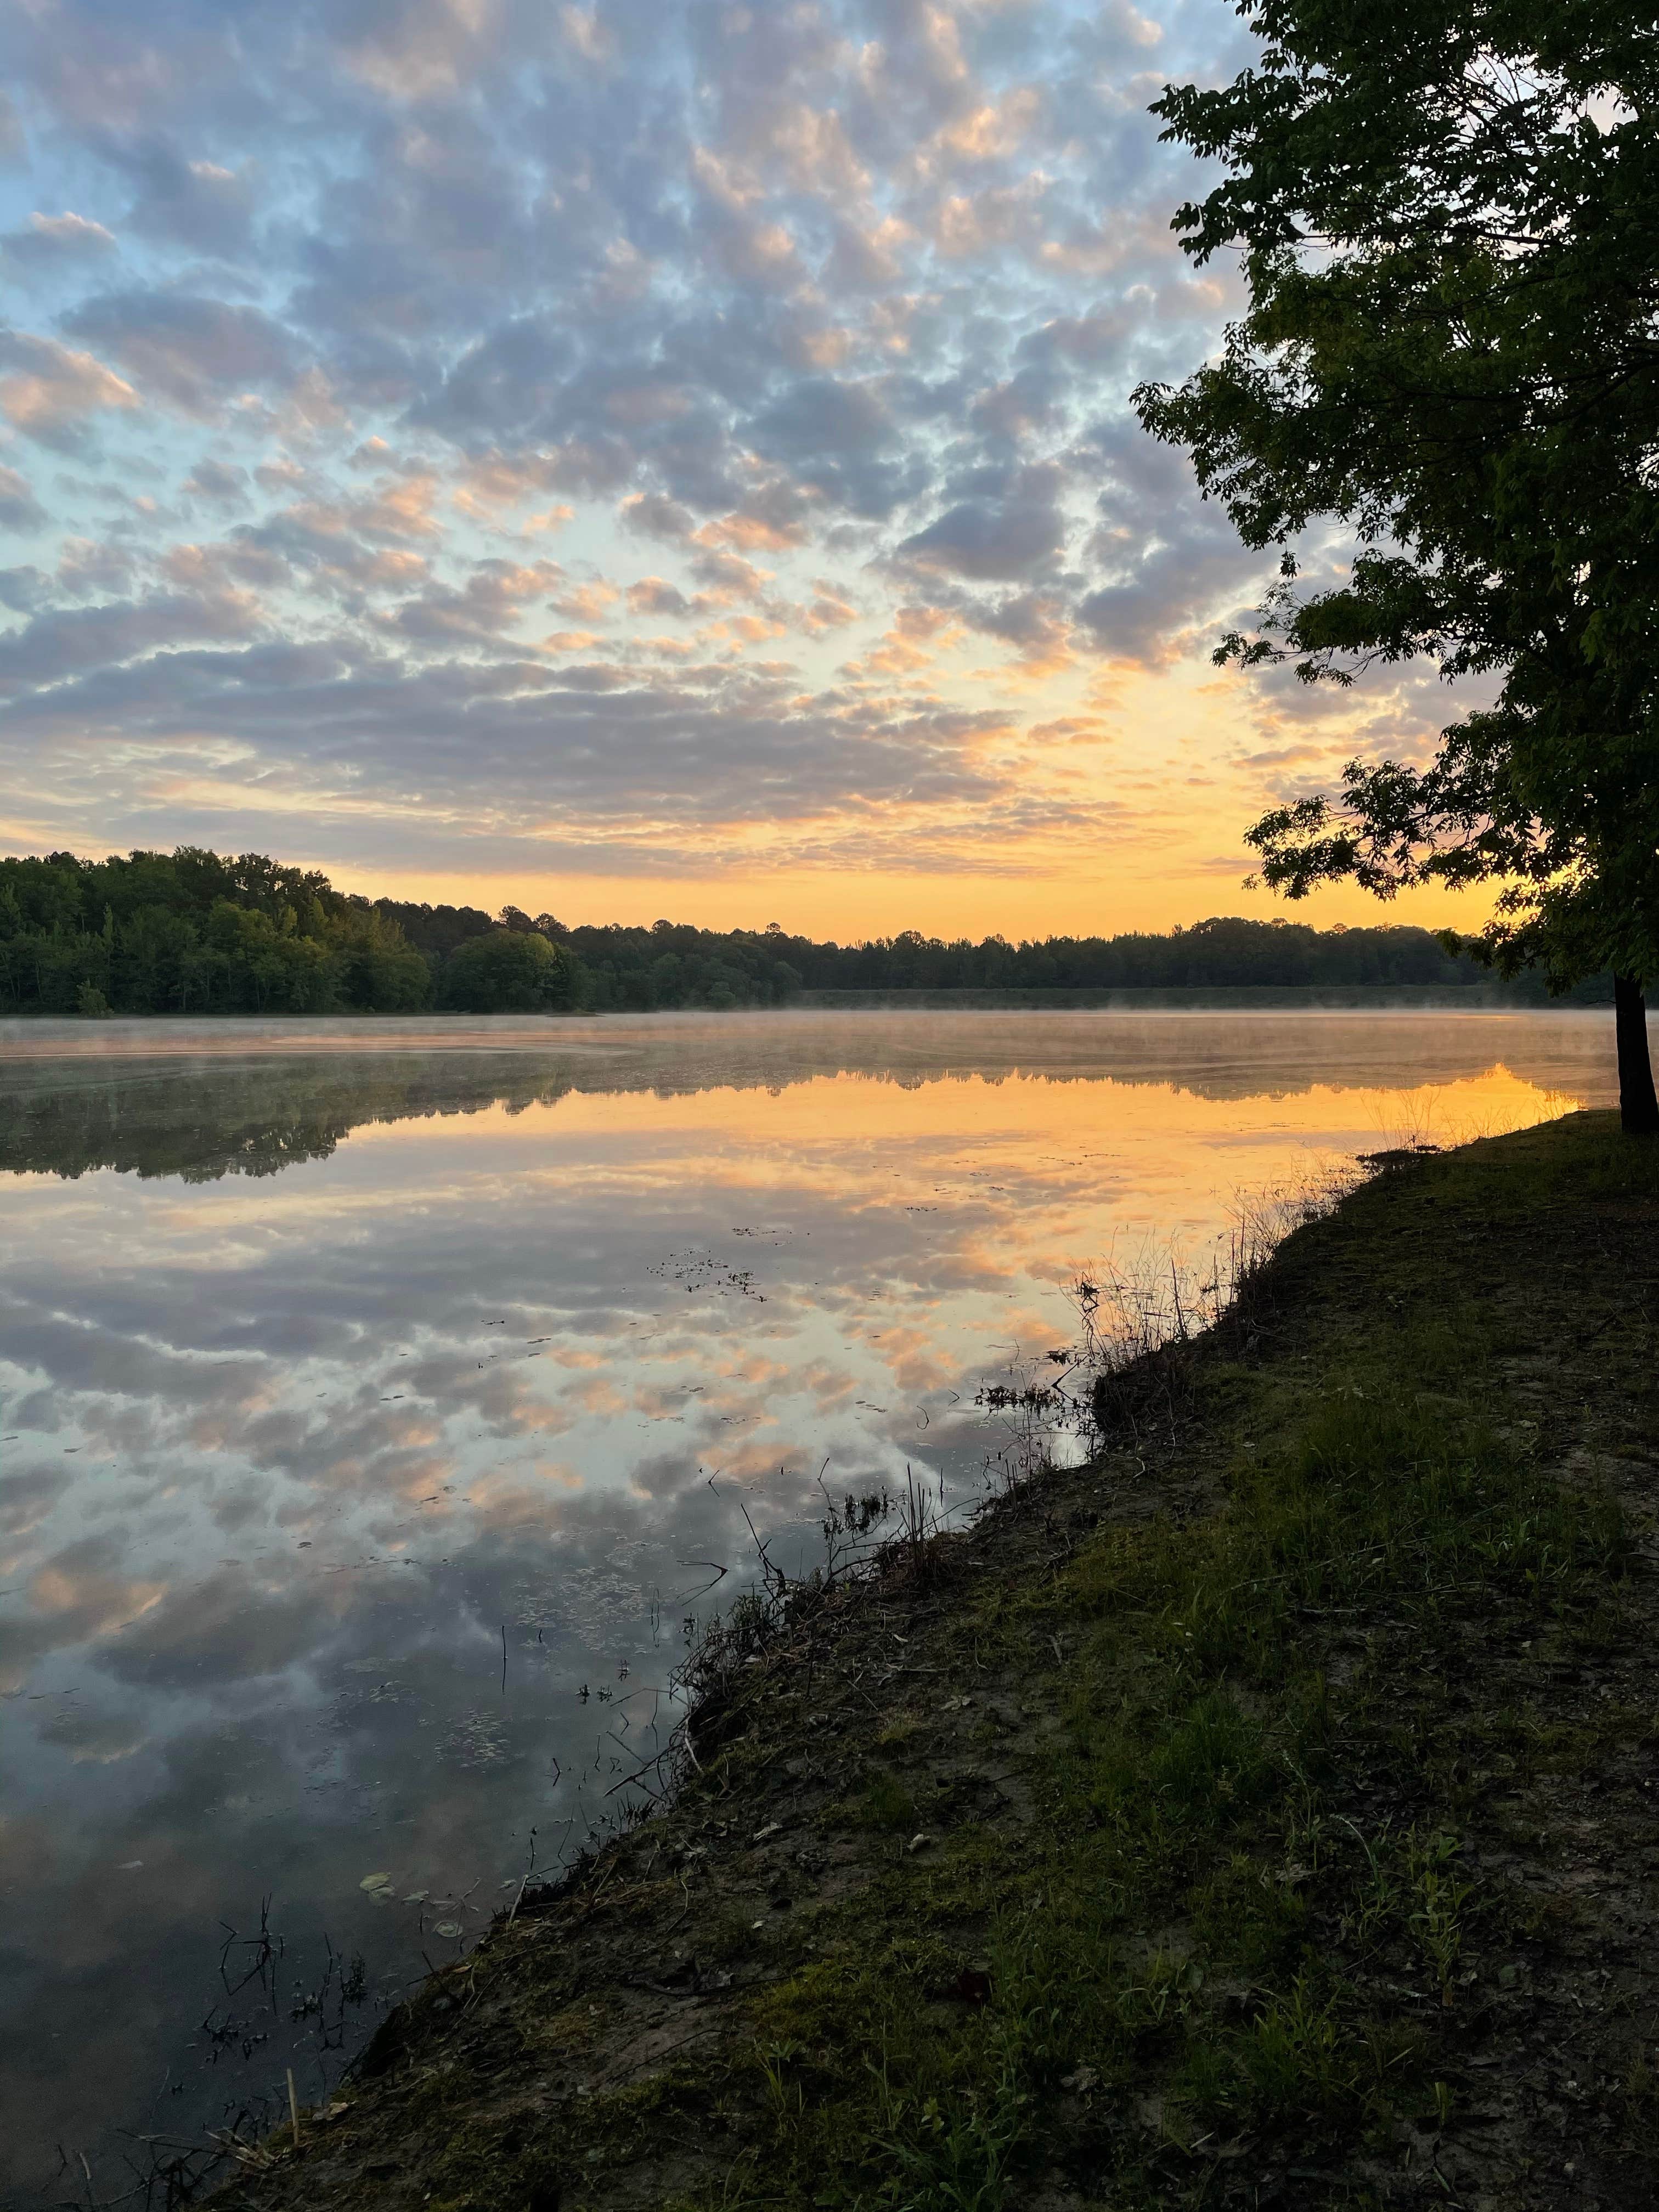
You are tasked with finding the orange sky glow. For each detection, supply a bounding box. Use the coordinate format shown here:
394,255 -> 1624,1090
0,0 -> 1498,953
324,647 -> 1498,942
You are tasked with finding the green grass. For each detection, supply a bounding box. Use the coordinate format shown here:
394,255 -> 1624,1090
864,1770 -> 921,1832
684,1128 -> 1651,2208
238,1118 -> 1659,2212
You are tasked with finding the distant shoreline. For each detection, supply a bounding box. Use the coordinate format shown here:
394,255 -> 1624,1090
0,980 -> 1617,1034
0,849 -> 1613,1018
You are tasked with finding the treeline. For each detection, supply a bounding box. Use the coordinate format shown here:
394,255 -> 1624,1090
0,849 -> 577,1017
753,915 -> 1488,995
389,901 -> 1569,1008
380,900 -> 807,1013
0,846 -> 1597,1020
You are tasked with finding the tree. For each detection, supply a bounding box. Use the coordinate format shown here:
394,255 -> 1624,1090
1134,0 -> 1659,1130
329,906 -> 430,1012
440,928 -> 582,1014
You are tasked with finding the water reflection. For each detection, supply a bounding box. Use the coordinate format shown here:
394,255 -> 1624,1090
0,1009 -> 1620,2198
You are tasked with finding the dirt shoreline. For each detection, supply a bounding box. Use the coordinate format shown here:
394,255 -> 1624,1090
210,1112 -> 1659,2212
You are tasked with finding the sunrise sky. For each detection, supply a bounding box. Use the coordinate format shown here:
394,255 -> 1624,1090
0,0 -> 1493,940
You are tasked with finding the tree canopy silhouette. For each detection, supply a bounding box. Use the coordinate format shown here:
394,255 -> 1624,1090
1136,0 -> 1659,1130
0,843 -> 1605,1018
440,928 -> 582,1013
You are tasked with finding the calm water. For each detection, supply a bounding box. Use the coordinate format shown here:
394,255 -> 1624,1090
0,1007 -> 1624,2199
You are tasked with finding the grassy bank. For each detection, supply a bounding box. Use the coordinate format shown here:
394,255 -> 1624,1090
213,1114 -> 1659,2211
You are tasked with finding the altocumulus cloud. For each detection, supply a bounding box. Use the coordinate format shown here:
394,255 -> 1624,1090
0,0 -> 1295,881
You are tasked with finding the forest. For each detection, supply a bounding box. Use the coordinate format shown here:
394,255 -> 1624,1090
0,844 -> 1598,1018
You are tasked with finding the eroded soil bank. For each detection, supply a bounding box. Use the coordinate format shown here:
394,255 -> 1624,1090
212,1113 -> 1659,2211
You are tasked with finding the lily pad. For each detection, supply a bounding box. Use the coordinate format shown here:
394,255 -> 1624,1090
359,1872 -> 394,1892
433,1920 -> 464,1938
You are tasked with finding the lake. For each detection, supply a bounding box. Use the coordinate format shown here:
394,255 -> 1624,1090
0,1006 -> 1624,2199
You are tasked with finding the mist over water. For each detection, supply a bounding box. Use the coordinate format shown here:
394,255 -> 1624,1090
0,1008 -> 1622,2198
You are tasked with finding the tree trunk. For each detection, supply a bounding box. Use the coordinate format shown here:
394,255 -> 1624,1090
1614,974 -> 1659,1135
